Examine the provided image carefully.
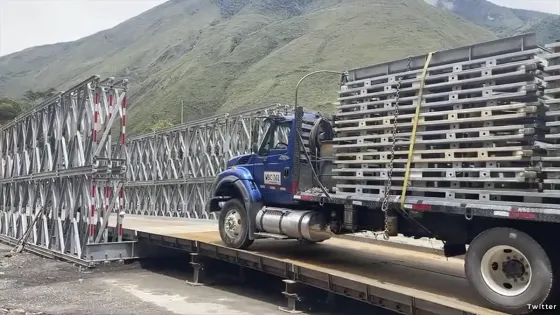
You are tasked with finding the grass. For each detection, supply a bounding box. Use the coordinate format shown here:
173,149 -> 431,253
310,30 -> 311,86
0,0 -> 497,134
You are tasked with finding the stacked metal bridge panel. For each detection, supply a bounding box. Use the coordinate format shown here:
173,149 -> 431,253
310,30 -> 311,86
0,76 -> 129,263
124,104 -> 291,218
332,34 -> 560,209
540,42 -> 560,189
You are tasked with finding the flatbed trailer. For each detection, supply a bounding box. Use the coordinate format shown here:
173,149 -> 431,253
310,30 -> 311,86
293,189 -> 560,223
112,215 -> 504,315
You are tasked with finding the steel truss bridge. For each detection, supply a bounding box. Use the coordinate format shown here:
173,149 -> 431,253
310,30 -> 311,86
0,75 -> 292,263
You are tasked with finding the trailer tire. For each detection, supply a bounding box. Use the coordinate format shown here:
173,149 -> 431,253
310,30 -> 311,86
218,199 -> 254,249
465,227 -> 553,314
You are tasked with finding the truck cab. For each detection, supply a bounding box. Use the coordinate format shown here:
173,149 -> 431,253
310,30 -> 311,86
240,113 -> 298,206
207,108 -> 334,249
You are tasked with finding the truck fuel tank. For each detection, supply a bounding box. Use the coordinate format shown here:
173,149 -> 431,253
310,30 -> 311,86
255,207 -> 331,242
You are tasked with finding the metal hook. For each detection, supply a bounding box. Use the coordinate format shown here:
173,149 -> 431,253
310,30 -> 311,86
465,208 -> 473,221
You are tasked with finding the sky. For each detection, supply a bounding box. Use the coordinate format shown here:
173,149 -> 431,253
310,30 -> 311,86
0,0 -> 559,56
0,0 -> 167,56
489,0 -> 560,14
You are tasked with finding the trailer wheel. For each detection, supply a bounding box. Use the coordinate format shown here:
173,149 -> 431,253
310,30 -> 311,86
465,227 -> 553,314
218,199 -> 254,249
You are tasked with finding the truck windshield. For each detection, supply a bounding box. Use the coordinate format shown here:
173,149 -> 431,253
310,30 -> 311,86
260,120 -> 291,154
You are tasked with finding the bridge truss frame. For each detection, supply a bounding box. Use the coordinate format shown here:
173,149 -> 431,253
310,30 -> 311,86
0,71 -> 292,264
124,104 -> 292,219
0,75 -> 134,265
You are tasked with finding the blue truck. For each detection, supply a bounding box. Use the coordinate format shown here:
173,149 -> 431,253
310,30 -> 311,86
206,33 -> 560,314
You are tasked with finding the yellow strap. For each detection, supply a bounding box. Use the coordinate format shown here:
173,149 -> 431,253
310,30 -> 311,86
400,52 -> 434,208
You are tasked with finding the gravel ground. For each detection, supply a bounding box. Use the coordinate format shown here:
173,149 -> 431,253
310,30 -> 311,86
0,243 -> 391,315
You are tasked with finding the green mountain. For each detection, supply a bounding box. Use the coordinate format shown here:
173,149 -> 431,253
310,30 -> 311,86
515,15 -> 560,45
425,0 -> 560,44
0,0 -> 497,134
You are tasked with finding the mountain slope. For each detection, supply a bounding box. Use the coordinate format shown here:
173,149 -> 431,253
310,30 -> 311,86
516,15 -> 560,45
0,0 -> 496,134
425,0 -> 559,44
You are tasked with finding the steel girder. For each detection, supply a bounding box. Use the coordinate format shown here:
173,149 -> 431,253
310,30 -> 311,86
124,104 -> 292,218
0,76 -> 128,263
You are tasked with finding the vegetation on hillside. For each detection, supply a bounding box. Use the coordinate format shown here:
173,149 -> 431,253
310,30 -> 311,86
0,0 -> 499,134
23,88 -> 57,106
516,16 -> 560,45
426,0 -> 559,44
0,98 -> 23,124
0,88 -> 56,125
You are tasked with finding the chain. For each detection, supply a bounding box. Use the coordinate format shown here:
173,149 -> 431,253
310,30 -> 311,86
379,57 -> 412,240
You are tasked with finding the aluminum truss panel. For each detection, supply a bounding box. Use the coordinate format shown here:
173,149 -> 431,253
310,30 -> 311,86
541,42 -> 560,187
0,75 -> 129,263
125,104 -> 293,218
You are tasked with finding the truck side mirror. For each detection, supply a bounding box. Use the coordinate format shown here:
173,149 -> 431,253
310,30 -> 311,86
252,143 -> 259,154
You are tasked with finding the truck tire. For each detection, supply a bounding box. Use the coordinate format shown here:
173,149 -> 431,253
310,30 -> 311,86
465,227 -> 554,314
218,199 -> 254,249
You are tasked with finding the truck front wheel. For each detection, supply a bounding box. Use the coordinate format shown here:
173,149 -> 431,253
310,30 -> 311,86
218,199 -> 254,249
465,227 -> 554,314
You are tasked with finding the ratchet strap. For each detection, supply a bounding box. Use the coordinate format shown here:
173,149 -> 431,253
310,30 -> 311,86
400,51 -> 434,208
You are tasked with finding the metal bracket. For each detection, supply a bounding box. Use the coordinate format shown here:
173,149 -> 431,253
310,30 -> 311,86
279,279 -> 302,314
343,204 -> 357,231
85,240 -> 139,263
186,252 -> 205,286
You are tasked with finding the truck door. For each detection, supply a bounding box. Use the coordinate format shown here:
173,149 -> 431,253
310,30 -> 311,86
253,119 -> 294,205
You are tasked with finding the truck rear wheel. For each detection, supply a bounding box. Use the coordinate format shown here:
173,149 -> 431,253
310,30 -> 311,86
218,199 -> 254,249
465,227 -> 554,314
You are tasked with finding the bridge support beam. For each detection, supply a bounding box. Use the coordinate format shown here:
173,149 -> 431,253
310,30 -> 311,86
186,252 -> 206,286
279,279 -> 302,314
